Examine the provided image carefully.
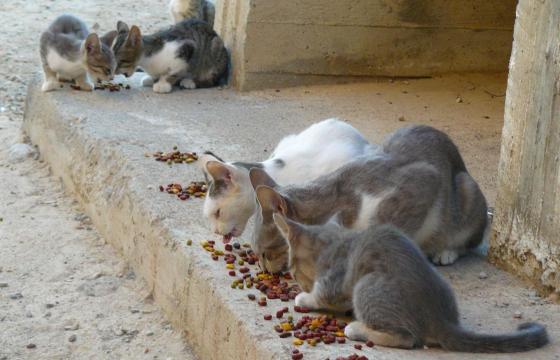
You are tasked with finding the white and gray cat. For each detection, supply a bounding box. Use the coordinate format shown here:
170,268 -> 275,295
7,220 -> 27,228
40,14 -> 117,92
199,119 -> 377,240
111,19 -> 228,93
251,125 -> 488,272
169,0 -> 215,28
273,214 -> 548,352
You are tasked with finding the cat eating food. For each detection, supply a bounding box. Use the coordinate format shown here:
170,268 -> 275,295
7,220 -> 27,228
111,19 -> 228,93
198,118 -> 378,241
40,14 -> 116,92
251,125 -> 488,272
272,213 -> 548,352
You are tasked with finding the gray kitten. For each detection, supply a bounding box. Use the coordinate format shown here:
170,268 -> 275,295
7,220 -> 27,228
111,19 -> 228,93
250,125 -> 488,272
40,14 -> 116,92
273,213 -> 548,352
169,0 -> 215,28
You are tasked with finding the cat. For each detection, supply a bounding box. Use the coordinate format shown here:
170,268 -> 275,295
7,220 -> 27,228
40,14 -> 116,92
199,118 -> 377,241
272,213 -> 549,353
250,125 -> 488,272
111,19 -> 228,93
169,0 -> 215,28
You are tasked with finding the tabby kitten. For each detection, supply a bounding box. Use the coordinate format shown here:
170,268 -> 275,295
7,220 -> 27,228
251,125 -> 488,272
40,14 -> 116,92
169,0 -> 215,28
273,214 -> 548,353
111,19 -> 228,93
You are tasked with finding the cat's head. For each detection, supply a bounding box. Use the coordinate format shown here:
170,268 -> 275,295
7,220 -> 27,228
200,153 -> 257,239
83,33 -> 117,82
251,168 -> 293,273
272,213 -> 339,292
112,21 -> 143,77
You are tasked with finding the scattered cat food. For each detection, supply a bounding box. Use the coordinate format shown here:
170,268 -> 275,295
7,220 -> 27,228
354,344 -> 362,350
336,354 -> 368,360
153,149 -> 198,164
275,314 -> 347,348
94,82 -> 130,92
365,340 -> 374,347
160,182 -> 207,200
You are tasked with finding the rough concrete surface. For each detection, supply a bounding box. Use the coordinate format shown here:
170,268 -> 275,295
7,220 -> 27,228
215,0 -> 516,90
23,70 -> 560,359
489,0 -> 560,295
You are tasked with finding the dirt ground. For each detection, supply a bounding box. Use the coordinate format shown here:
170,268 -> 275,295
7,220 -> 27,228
1,0 -> 559,360
0,0 -> 195,359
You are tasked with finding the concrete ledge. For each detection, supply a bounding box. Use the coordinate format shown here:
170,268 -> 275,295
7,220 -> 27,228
23,74 -> 559,359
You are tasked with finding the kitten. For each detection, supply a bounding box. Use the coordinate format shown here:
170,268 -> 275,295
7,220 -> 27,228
169,0 -> 215,28
272,214 -> 548,352
111,19 -> 228,93
40,14 -> 116,92
199,118 -> 376,240
251,125 -> 488,272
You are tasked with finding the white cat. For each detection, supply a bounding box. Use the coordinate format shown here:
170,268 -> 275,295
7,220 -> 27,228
199,118 -> 377,240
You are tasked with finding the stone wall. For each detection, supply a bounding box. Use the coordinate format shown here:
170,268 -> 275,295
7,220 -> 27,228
489,0 -> 560,295
214,0 -> 517,90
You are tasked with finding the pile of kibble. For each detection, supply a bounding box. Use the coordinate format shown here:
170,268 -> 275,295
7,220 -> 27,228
152,147 -> 198,164
159,182 -> 207,201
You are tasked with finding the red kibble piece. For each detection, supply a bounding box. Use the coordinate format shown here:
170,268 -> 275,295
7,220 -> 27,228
292,353 -> 303,360
279,332 -> 292,338
211,255 -> 219,261
366,340 -> 374,347
239,267 -> 250,274
264,314 -> 273,320
247,294 -> 256,301
280,294 -> 289,302
292,349 -> 299,354
281,306 -> 289,313
354,344 -> 362,350
258,299 -> 267,306
225,244 -> 233,251
337,337 -> 346,344
276,310 -> 284,319
228,270 -> 236,276
159,185 -> 164,192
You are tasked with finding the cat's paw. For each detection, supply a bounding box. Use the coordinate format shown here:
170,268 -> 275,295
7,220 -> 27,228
78,81 -> 94,92
295,292 -> 319,309
179,78 -> 196,90
344,321 -> 369,342
431,249 -> 459,266
141,75 -> 154,87
41,80 -> 60,92
153,81 -> 172,93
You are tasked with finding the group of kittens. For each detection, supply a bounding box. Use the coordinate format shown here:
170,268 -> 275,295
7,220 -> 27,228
38,0 -> 550,354
40,0 -> 226,93
199,119 -> 549,353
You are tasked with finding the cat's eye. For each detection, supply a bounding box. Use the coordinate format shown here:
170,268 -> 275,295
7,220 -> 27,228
104,68 -> 111,75
214,209 -> 220,219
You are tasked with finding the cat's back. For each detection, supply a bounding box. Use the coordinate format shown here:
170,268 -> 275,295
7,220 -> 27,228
382,125 -> 467,175
45,14 -> 88,39
41,14 -> 88,64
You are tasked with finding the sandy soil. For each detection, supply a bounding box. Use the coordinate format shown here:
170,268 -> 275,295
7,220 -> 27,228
0,0 -> 195,359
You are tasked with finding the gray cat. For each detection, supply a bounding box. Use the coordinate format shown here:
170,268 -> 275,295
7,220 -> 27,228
272,214 -> 548,352
169,0 -> 215,28
111,19 -> 228,93
250,125 -> 488,273
40,14 -> 116,92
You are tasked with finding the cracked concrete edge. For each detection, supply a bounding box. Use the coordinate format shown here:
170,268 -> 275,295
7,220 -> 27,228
22,77 -> 280,360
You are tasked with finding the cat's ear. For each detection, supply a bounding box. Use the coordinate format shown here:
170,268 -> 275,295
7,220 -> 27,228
273,213 -> 303,245
117,21 -> 129,33
249,168 -> 278,190
84,33 -> 101,55
100,30 -> 117,48
205,160 -> 236,184
127,25 -> 142,47
255,185 -> 288,215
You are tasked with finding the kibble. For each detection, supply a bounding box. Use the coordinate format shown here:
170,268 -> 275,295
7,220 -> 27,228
354,344 -> 362,350
153,149 -> 198,164
159,182 -> 207,201
264,314 -> 273,321
366,340 -> 374,347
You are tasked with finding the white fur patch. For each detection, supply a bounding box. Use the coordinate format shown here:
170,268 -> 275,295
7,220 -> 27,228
413,200 -> 441,246
46,49 -> 85,79
139,41 -> 187,79
353,191 -> 393,230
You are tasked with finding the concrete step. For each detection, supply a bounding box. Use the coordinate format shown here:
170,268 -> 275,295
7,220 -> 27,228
23,73 -> 558,360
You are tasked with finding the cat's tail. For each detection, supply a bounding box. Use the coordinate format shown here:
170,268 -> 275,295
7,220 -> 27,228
439,322 -> 548,353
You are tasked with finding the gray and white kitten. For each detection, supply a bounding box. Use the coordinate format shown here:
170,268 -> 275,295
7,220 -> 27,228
169,0 -> 215,28
250,125 -> 488,272
272,214 -> 548,352
111,19 -> 228,93
40,14 -> 116,92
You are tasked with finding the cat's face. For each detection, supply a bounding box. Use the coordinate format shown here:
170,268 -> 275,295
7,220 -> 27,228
112,21 -> 143,77
83,33 -> 116,82
272,213 -> 320,292
200,155 -> 256,239
252,181 -> 292,273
